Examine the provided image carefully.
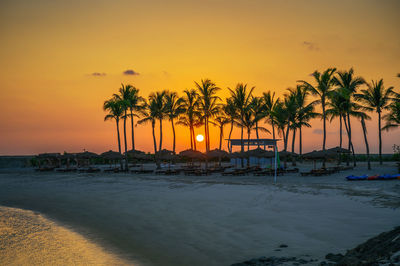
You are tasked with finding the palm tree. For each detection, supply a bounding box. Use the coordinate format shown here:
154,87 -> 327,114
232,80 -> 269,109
355,79 -> 395,164
332,68 -> 365,165
271,100 -> 287,154
148,91 -> 167,152
213,114 -> 229,150
358,111 -> 372,170
113,84 -> 133,170
195,79 -> 221,152
138,98 -> 158,155
298,68 -> 337,152
103,98 -> 124,169
262,91 -> 278,149
382,101 -> 400,131
250,97 -> 267,146
125,86 -> 144,151
177,89 -> 201,150
292,85 -> 318,156
223,98 -> 238,152
165,91 -> 184,154
326,90 -> 347,151
228,83 -> 254,166
282,89 -> 297,152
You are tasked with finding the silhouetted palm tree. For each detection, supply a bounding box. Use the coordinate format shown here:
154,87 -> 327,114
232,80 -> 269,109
103,98 -> 124,169
228,83 -> 254,166
165,91 -> 184,154
148,91 -> 167,152
292,85 -> 318,156
138,98 -> 159,155
358,111 -> 372,170
125,86 -> 144,151
270,100 -> 287,151
213,114 -> 229,150
355,79 -> 395,164
332,68 -> 365,165
326,90 -> 347,150
195,79 -> 221,152
262,91 -> 278,148
382,101 -> 400,131
250,97 -> 267,147
113,84 -> 134,170
223,98 -> 238,152
282,89 -> 297,152
178,89 -> 201,150
298,68 -> 336,152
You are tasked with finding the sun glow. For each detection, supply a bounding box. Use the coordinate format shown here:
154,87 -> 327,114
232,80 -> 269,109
196,134 -> 204,142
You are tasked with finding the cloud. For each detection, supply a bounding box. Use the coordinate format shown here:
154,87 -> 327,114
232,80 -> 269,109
123,69 -> 139,75
313,129 -> 323,135
302,41 -> 320,51
91,72 -> 106,77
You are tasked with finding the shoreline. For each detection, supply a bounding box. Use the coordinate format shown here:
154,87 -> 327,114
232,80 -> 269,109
0,205 -> 135,266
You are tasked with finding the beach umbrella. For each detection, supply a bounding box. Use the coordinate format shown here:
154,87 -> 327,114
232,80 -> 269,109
126,149 -> 148,160
179,149 -> 205,160
327,147 -> 351,153
302,150 -> 335,160
156,149 -> 177,161
76,151 -> 99,159
206,149 -> 229,159
101,150 -> 123,160
278,150 -> 298,159
246,148 -> 274,158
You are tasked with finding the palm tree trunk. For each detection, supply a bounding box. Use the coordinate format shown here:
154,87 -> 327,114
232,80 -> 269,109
247,129 -> 250,167
159,118 -> 163,151
378,111 -> 382,165
271,118 -> 276,152
171,119 -> 176,153
204,119 -> 208,152
219,126 -> 223,150
189,126 -> 193,150
240,121 -> 244,168
347,113 -> 356,166
228,121 -> 233,152
343,116 -> 350,166
361,117 -> 371,170
322,102 -> 326,151
123,112 -> 128,171
291,128 -> 296,153
256,121 -> 260,148
284,121 -> 290,151
339,115 -> 342,149
152,122 -> 157,153
130,109 -> 135,151
116,119 -> 123,170
299,126 -> 302,156
192,126 -> 197,151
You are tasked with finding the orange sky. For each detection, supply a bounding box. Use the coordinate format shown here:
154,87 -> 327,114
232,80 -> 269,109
0,0 -> 399,155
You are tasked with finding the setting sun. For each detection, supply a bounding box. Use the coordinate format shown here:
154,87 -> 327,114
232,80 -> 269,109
196,134 -> 204,142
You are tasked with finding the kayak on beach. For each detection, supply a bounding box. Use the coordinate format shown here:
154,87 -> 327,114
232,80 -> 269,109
346,174 -> 400,181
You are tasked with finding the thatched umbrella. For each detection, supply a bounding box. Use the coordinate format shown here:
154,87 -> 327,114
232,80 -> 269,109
76,151 -> 99,159
126,149 -> 147,160
101,150 -> 123,169
206,149 -> 229,166
101,150 -> 123,160
302,150 -> 336,169
327,147 -> 350,154
179,149 -> 205,160
246,148 -> 274,158
156,149 -> 177,160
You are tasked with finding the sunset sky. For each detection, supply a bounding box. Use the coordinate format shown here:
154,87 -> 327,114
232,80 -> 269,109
0,0 -> 399,155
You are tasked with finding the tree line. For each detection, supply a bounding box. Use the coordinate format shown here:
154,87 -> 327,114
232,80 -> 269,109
103,68 -> 400,170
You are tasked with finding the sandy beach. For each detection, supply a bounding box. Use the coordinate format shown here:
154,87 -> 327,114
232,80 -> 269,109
0,162 -> 399,265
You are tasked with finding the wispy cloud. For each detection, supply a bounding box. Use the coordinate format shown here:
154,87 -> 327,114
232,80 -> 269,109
91,72 -> 106,77
302,41 -> 320,51
123,69 -> 139,75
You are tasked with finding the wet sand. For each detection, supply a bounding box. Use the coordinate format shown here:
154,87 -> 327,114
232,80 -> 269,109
0,162 -> 399,265
0,206 -> 131,265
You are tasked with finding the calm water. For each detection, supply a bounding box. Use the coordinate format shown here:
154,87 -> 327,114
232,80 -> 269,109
0,168 -> 399,265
